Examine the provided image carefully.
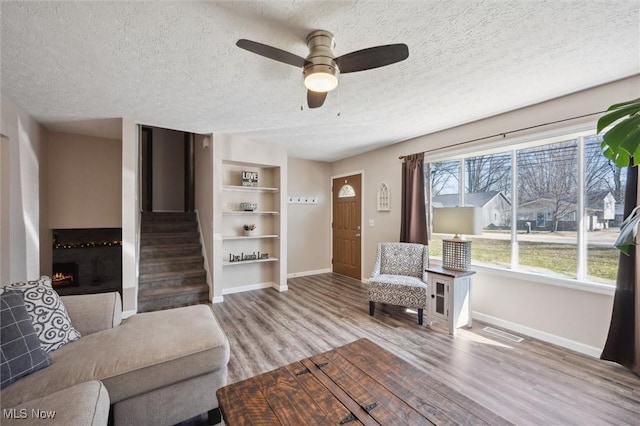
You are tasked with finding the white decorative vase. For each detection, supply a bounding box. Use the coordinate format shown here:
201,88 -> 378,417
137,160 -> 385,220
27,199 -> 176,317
244,230 -> 256,237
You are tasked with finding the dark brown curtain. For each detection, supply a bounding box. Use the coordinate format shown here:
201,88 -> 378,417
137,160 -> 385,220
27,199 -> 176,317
400,153 -> 428,244
601,165 -> 639,375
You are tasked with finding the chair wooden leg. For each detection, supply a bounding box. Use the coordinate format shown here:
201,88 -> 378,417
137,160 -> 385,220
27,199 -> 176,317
418,308 -> 424,325
369,301 -> 375,316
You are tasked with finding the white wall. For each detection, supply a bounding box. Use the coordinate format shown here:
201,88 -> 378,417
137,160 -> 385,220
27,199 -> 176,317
194,134 -> 214,300
152,128 -> 184,212
0,96 -> 47,283
331,76 -> 640,355
121,118 -> 139,314
287,157 -> 332,276
48,132 -> 122,229
1,135 -> 10,283
473,269 -> 613,355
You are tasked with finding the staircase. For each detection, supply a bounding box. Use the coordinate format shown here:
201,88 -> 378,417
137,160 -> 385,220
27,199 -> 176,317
138,212 -> 209,312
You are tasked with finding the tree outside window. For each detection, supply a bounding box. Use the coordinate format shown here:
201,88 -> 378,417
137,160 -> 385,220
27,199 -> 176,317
425,131 -> 623,284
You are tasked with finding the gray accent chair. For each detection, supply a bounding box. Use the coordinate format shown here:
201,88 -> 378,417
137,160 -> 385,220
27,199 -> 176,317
368,242 -> 429,325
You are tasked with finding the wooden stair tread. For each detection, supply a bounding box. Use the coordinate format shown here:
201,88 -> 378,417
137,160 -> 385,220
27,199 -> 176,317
141,242 -> 200,251
139,284 -> 208,298
139,269 -> 205,281
139,255 -> 203,265
141,232 -> 199,238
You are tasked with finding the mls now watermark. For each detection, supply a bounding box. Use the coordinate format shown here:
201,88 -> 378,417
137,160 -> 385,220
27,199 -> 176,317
3,408 -> 57,420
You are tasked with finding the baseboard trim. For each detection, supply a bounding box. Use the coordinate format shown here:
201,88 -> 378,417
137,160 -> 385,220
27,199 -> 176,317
212,296 -> 224,304
287,268 -> 331,278
272,283 -> 288,292
473,312 -> 602,358
222,282 -> 274,295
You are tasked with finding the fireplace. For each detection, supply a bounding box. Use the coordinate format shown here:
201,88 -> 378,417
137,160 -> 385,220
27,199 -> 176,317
51,228 -> 122,296
52,262 -> 79,288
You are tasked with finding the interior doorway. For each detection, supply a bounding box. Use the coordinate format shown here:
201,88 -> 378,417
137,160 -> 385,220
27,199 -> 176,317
140,126 -> 195,213
332,173 -> 362,280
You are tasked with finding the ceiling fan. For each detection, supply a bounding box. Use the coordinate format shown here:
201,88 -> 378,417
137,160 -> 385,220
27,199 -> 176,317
236,30 -> 409,109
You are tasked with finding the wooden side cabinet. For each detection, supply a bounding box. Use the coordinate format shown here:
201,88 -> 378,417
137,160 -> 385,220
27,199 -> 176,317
426,266 -> 475,335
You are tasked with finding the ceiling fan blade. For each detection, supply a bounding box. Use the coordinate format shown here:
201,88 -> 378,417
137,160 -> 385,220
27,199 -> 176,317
335,44 -> 409,74
236,39 -> 306,68
307,90 -> 328,109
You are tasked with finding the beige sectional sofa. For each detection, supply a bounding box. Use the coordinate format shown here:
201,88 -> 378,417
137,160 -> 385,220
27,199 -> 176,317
1,292 -> 230,425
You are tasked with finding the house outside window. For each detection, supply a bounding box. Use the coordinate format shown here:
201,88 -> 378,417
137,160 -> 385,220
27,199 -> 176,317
426,130 -> 626,286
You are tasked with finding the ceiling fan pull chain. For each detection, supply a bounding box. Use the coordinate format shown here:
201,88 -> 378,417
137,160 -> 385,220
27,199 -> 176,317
300,75 -> 305,111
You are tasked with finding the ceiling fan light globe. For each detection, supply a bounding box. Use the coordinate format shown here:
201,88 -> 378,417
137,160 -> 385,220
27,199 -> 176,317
304,72 -> 338,92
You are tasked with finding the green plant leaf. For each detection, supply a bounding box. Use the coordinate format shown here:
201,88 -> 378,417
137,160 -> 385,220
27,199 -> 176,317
598,98 -> 640,169
607,97 -> 640,111
633,142 -> 640,166
614,150 -> 631,168
601,138 -> 631,166
619,119 -> 640,154
597,102 -> 640,133
604,114 -> 640,151
614,206 -> 640,255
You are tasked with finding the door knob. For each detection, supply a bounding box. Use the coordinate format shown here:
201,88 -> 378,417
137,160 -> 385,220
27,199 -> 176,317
355,234 -> 361,237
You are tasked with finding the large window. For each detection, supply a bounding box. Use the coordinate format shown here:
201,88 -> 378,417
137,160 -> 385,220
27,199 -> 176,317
584,135 -> 626,284
427,130 -> 625,286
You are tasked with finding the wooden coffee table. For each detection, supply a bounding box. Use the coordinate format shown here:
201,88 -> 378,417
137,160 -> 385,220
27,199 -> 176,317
217,338 -> 510,425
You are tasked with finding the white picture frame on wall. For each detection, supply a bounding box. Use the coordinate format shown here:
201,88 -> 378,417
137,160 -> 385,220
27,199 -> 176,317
377,183 -> 390,211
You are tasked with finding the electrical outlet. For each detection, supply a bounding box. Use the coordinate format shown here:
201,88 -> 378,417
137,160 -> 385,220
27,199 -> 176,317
369,220 -> 375,226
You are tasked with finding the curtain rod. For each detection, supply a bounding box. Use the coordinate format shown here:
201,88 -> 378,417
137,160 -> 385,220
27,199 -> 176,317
398,110 -> 606,160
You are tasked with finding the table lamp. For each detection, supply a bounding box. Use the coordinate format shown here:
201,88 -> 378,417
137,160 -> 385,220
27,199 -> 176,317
432,206 -> 482,271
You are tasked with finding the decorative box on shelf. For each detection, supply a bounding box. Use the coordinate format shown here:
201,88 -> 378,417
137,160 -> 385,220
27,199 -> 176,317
239,202 -> 257,211
241,171 -> 258,187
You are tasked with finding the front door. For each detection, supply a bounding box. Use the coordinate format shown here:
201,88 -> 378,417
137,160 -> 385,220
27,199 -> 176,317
332,174 -> 362,280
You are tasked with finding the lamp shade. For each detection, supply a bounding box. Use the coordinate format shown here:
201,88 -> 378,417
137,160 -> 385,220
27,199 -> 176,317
304,63 -> 339,92
432,206 -> 482,236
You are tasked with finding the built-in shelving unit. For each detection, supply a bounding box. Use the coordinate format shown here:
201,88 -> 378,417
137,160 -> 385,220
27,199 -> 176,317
222,235 -> 279,240
213,157 -> 286,295
222,257 -> 280,266
222,211 -> 279,215
222,185 -> 279,193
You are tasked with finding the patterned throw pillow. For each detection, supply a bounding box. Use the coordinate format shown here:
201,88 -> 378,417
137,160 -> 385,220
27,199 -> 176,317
0,276 -> 81,352
1,291 -> 52,389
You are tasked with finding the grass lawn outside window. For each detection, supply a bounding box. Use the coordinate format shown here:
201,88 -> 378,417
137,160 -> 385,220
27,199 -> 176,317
430,230 -> 618,284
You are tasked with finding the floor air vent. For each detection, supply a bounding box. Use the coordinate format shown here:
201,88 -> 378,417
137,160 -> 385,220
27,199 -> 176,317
482,327 -> 524,343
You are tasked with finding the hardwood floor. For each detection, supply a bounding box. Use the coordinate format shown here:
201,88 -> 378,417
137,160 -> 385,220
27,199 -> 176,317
211,273 -> 640,425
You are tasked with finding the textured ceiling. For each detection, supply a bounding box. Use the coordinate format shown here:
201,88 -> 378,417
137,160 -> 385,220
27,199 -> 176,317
1,1 -> 639,162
